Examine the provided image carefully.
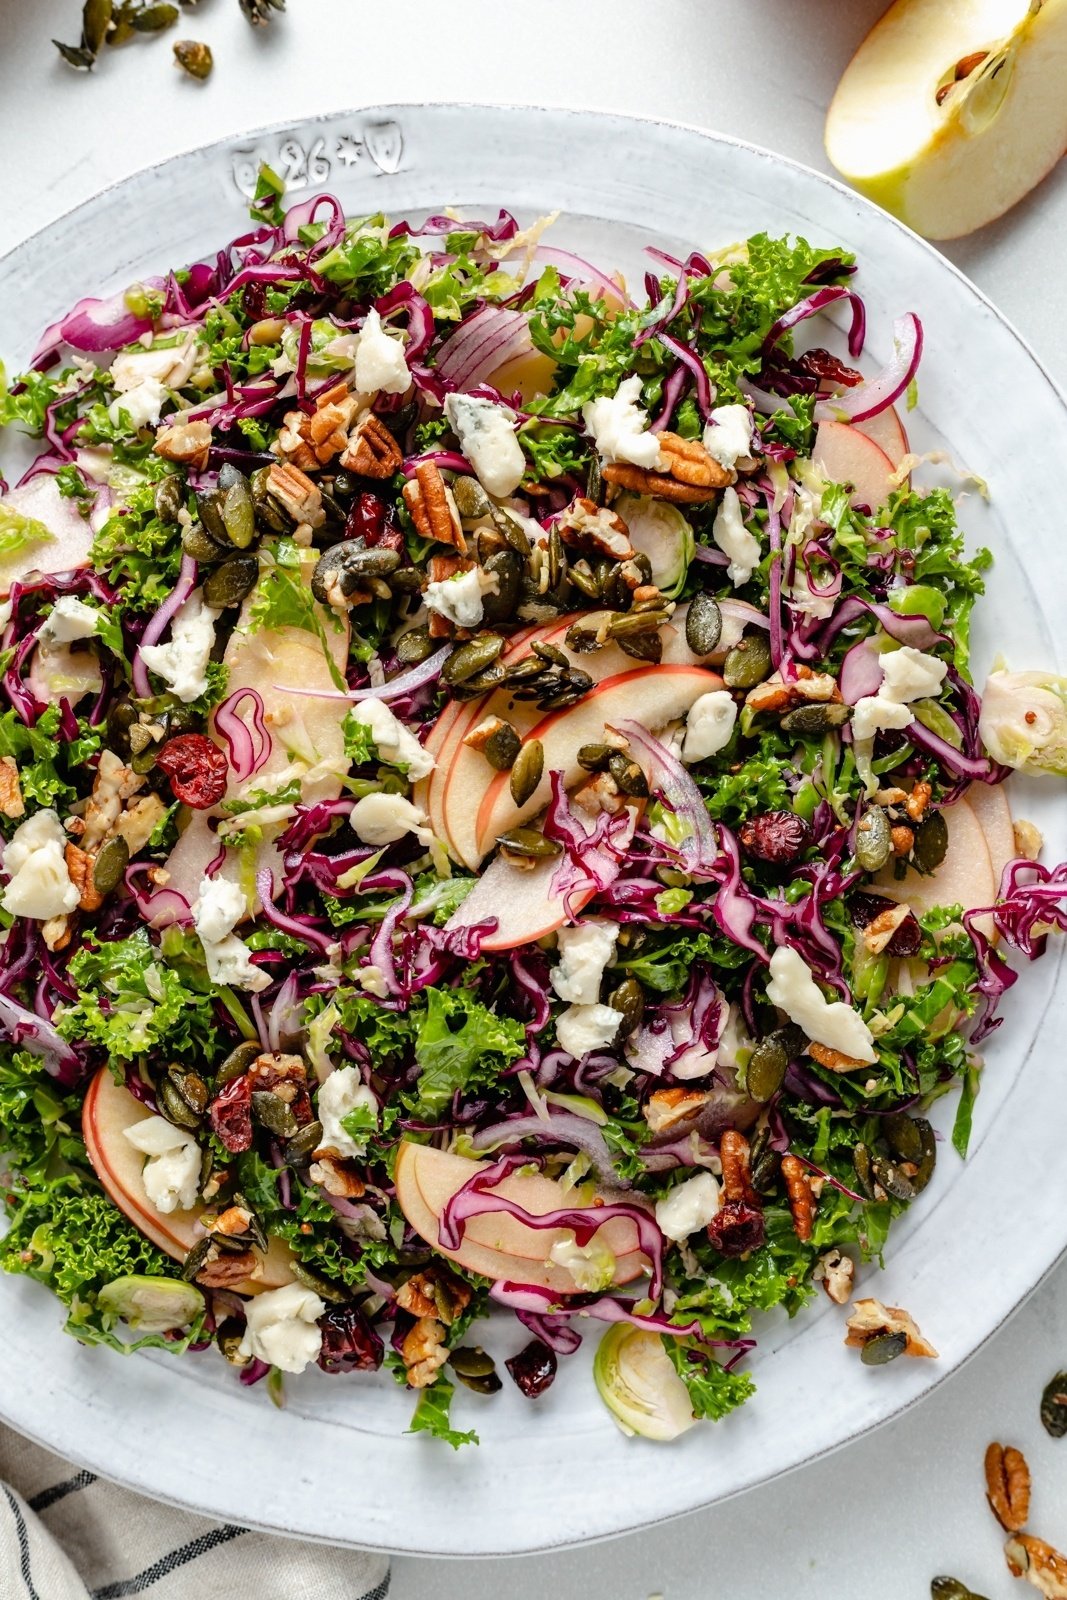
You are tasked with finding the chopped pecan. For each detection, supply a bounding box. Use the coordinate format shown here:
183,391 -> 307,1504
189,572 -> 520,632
780,1153 -> 815,1242
644,1086 -> 710,1135
719,1129 -> 760,1206
212,1204 -> 255,1238
0,757 -> 24,820
745,666 -> 839,715
463,714 -> 509,753
985,1441 -> 1031,1533
603,431 -> 731,503
402,462 -> 465,550
154,418 -> 212,470
844,1297 -> 938,1359
556,497 -> 635,561
814,1246 -> 854,1304
890,824 -> 915,857
808,1041 -> 868,1074
905,780 -> 933,823
396,1267 -> 472,1326
273,411 -> 319,474
340,414 -> 403,479
41,914 -> 73,952
63,843 -> 104,913
572,771 -> 626,817
195,1247 -> 262,1290
82,750 -> 145,853
309,1153 -> 366,1198
400,1314 -> 449,1389
249,1052 -> 307,1103
267,462 -> 325,530
862,902 -> 914,956
114,794 -> 168,857
1005,1535 -> 1067,1597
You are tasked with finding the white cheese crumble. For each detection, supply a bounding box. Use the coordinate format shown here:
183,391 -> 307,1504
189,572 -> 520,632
766,946 -> 875,1064
349,792 -> 432,847
237,1282 -> 325,1375
852,645 -> 948,742
712,487 -> 761,586
316,1065 -> 378,1159
556,1001 -> 623,1059
655,1171 -> 722,1242
444,394 -> 526,498
682,690 -> 738,763
192,876 -> 270,993
107,377 -> 169,430
582,375 -> 664,470
0,809 -> 79,920
347,697 -> 435,781
139,589 -> 220,704
424,566 -> 499,630
702,404 -> 753,471
41,596 -> 100,644
110,335 -> 197,396
122,1116 -> 201,1213
550,919 -> 618,1007
354,308 -> 410,396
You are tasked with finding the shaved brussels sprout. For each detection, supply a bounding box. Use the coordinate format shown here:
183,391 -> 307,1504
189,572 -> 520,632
593,1323 -> 697,1441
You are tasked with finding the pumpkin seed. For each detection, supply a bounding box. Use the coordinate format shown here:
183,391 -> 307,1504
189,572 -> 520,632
251,1090 -> 299,1139
443,634 -> 504,686
496,826 -> 561,860
586,456 -> 604,506
483,721 -> 521,772
250,466 -> 289,533
780,702 -> 851,735
452,476 -> 491,521
181,1236 -> 214,1282
606,977 -> 644,1037
217,464 -> 256,548
871,1153 -> 915,1201
852,1142 -> 876,1200
617,631 -> 663,664
608,752 -> 649,797
160,1077 -> 202,1130
154,474 -> 185,525
564,622 -> 603,654
909,1119 -> 936,1193
196,486 -> 229,545
510,740 -> 544,808
92,835 -> 129,895
538,688 -> 583,710
547,525 -> 566,590
217,1318 -> 251,1365
568,560 -> 601,601
481,550 -> 522,624
203,553 -> 259,609
506,655 -> 550,684
168,1067 -> 208,1116
395,626 -> 434,666
455,662 -> 508,698
174,38 -> 214,78
532,641 -> 568,668
608,608 -> 668,639
131,3 -> 179,30
931,1580 -> 989,1600
449,1346 -> 502,1393
882,1112 -> 923,1164
181,520 -> 226,563
855,806 -> 892,872
577,743 -> 614,772
1040,1371 -> 1067,1439
286,1119 -> 324,1164
860,1330 -> 907,1366
912,811 -> 949,875
722,633 -> 773,689
216,1040 -> 261,1085
751,1142 -> 782,1194
490,507 -> 532,558
746,1028 -> 797,1102
291,1259 -> 350,1303
685,593 -> 723,657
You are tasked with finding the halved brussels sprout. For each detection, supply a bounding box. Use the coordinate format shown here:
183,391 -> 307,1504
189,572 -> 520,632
97,1275 -> 205,1333
615,495 -> 695,599
979,668 -> 1067,776
593,1323 -> 697,1441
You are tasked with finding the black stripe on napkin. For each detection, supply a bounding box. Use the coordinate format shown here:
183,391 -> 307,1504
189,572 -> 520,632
29,1470 -> 97,1513
2,1485 -> 41,1600
90,1524 -> 246,1597
359,1577 -> 392,1600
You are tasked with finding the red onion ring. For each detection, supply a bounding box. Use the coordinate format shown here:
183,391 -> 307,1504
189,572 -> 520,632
132,553 -> 198,698
814,313 -> 923,426
275,643 -> 449,704
215,687 -> 271,780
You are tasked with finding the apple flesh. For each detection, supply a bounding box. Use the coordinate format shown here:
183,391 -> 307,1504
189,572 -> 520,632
825,0 -> 1067,240
963,778 -> 1015,891
814,420 -> 897,512
0,476 -> 95,598
394,1141 -> 648,1292
874,796 -> 997,934
82,1068 -> 293,1293
854,405 -> 909,469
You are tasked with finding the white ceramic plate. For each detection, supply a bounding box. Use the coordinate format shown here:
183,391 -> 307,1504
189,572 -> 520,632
1,104 -> 1065,1557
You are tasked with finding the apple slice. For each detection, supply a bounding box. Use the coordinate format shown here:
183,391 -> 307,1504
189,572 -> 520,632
825,0 -> 1067,240
446,806 -> 638,951
159,557 -> 350,919
473,664 -> 723,864
874,797 -> 996,932
854,405 -> 909,469
0,476 -> 95,598
83,1068 -> 294,1293
814,420 -> 897,511
964,779 -> 1015,891
394,1141 -> 648,1291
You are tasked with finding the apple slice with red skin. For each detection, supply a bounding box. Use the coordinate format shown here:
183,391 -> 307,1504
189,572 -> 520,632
814,420 -> 897,513
854,405 -> 909,469
83,1068 -> 294,1293
394,1141 -> 648,1292
0,477 -> 95,599
472,664 -> 724,866
874,797 -> 997,936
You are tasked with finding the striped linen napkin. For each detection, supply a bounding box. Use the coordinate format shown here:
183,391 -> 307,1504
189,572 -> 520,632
0,1424 -> 390,1599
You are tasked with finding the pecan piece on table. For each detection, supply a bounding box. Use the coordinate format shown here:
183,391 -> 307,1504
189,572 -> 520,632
1005,1535 -> 1067,1597
985,1441 -> 1032,1534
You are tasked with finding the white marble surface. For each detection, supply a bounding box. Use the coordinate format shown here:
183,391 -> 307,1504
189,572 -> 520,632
1,1 -> 1065,1594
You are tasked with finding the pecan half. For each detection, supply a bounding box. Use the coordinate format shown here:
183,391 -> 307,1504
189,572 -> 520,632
400,1314 -> 449,1389
154,418 -> 212,470
780,1153 -> 815,1242
309,1153 -> 366,1198
720,1129 -> 760,1206
0,757 -> 24,820
196,1247 -> 262,1289
267,462 -> 325,530
1005,1535 -> 1067,1597
862,902 -> 914,955
603,431 -> 731,503
64,843 -> 104,913
644,1086 -> 710,1135
844,1297 -> 938,1358
41,914 -> 73,952
402,462 -> 465,550
556,497 -> 635,561
809,1041 -> 868,1074
340,414 -> 403,479
814,1246 -> 854,1304
985,1441 -> 1032,1533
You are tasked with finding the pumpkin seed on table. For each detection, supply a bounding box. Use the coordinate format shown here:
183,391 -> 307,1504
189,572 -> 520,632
685,592 -> 723,657
722,632 -> 772,689
510,739 -> 544,807
173,39 -> 213,79
855,805 -> 893,872
931,1580 -> 990,1600
1041,1371 -> 1067,1438
92,835 -> 129,895
203,553 -> 259,609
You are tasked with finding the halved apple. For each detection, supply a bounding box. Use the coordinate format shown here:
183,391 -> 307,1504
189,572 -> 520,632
0,476 -> 95,598
874,796 -> 997,932
826,0 -> 1067,240
854,405 -> 909,468
82,1068 -> 294,1293
394,1140 -> 648,1291
814,420 -> 897,511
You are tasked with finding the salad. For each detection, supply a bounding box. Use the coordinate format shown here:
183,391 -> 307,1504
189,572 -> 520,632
1,174 -> 1065,1448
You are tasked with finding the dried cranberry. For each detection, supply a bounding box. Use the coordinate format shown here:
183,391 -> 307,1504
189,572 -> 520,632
505,1339 -> 557,1398
345,491 -> 387,544
793,347 -> 863,388
707,1199 -> 765,1258
849,891 -> 895,929
739,811 -> 812,866
885,915 -> 922,958
209,1073 -> 253,1154
317,1305 -> 385,1374
849,892 -> 923,957
156,734 -> 228,810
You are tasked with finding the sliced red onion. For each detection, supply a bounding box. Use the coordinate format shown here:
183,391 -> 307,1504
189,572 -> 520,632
437,306 -> 532,390
276,644 -> 449,704
32,284 -> 164,365
125,862 -> 193,928
489,1281 -> 751,1347
651,364 -> 691,432
255,868 -> 335,955
469,1110 -> 624,1187
376,281 -> 436,361
367,869 -> 414,996
528,247 -> 634,308
906,717 -> 1006,783
814,313 -> 923,426
215,687 -> 271,780
762,286 -> 866,360
610,720 -> 717,872
516,1309 -> 583,1355
132,553 -> 197,698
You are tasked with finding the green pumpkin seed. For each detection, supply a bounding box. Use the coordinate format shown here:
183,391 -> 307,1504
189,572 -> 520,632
852,1143 -> 876,1200
722,633 -> 773,689
291,1259 -> 350,1303
746,1031 -> 793,1102
1040,1371 -> 1067,1439
909,1119 -> 936,1193
751,1143 -> 782,1194
173,38 -> 213,78
617,631 -> 663,664
510,739 -> 544,807
452,476 -> 491,521
455,662 -> 508,697
448,1344 -> 498,1380
251,1090 -> 299,1139
860,1330 -> 908,1366
159,1077 -> 202,1130
586,456 -> 604,506
82,0 -> 113,53
196,487 -> 229,545
443,634 -> 504,686
168,1067 -> 208,1117
564,622 -> 603,654
912,811 -> 949,875
482,721 -> 521,772
216,1040 -> 261,1086
606,977 -> 644,1037
538,688 -> 583,710
532,640 -> 568,668
154,474 -> 185,525
871,1153 -> 915,1202
882,1113 -> 923,1164
496,826 -> 561,860
780,702 -> 851,735
568,561 -> 601,602
608,608 -> 667,639
217,1317 -> 251,1365
285,1119 -> 324,1164
396,626 -> 434,666
181,521 -> 226,563
685,593 -> 723,657
250,467 -> 289,533
608,752 -> 649,797
490,507 -> 532,558
181,1236 -> 214,1282
577,743 -> 614,772
203,553 -> 260,609
547,525 -> 566,590
481,550 -> 522,624
92,835 -> 129,895
930,1579 -> 989,1600
131,2 -> 179,30
855,806 -> 892,872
